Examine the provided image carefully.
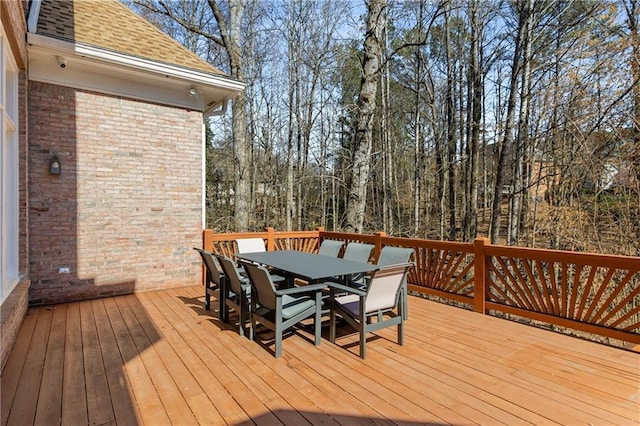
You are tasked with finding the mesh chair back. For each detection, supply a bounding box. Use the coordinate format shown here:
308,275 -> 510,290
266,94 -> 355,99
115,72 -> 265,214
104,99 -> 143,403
217,255 -> 245,295
377,246 -> 414,266
318,240 -> 344,257
241,262 -> 278,310
236,238 -> 266,253
365,263 -> 411,313
194,248 -> 223,286
342,242 -> 374,263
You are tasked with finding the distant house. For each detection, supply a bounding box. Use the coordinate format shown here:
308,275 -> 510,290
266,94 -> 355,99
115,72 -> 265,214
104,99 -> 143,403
1,0 -> 244,369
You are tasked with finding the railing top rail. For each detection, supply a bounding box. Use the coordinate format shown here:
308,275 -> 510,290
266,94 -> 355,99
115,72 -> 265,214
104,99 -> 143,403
206,231 -> 270,241
380,235 -> 474,253
206,229 -> 320,241
320,230 -> 376,244
486,243 -> 640,270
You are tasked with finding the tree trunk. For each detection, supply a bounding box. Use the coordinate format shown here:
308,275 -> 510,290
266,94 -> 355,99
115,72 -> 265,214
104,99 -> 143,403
413,82 -> 421,236
464,0 -> 481,242
344,0 -> 386,233
381,23 -> 394,233
624,0 -> 640,181
490,0 -> 531,243
444,5 -> 457,240
623,0 -> 640,246
509,3 -> 534,246
209,0 -> 250,231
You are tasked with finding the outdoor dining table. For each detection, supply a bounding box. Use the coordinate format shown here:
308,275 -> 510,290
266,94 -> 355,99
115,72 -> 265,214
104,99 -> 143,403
235,249 -> 379,286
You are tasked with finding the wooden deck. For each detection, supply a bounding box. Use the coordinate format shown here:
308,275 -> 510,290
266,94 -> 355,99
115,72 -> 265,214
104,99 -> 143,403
1,286 -> 638,425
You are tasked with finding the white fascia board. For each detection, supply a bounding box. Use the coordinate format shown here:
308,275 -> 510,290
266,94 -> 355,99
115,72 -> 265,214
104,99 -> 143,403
26,33 -> 244,111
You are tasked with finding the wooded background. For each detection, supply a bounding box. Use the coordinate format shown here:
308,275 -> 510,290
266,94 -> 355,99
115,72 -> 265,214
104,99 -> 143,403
130,0 -> 639,256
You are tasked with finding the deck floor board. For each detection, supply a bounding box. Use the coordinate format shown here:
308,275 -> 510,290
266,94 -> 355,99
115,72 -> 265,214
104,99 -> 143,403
61,302 -> 89,426
2,285 -> 638,425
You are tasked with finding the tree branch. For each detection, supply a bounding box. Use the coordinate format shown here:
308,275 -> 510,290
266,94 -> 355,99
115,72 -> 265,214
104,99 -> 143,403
134,0 -> 225,47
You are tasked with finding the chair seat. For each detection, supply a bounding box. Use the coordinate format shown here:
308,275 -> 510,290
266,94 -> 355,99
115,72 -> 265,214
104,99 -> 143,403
281,294 -> 315,319
335,293 -> 398,317
227,284 -> 250,302
334,294 -> 360,316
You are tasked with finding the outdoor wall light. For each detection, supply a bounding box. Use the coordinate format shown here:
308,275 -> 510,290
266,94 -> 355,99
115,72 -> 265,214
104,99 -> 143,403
49,153 -> 61,175
189,86 -> 199,97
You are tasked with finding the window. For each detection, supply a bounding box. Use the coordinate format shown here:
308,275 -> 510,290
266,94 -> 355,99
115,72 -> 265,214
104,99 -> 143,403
1,24 -> 19,304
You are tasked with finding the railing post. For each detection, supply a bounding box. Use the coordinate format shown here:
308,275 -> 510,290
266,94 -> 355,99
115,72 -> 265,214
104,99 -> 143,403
474,237 -> 490,314
316,227 -> 325,251
203,229 -> 214,251
373,231 -> 386,263
202,229 -> 214,287
265,227 -> 276,251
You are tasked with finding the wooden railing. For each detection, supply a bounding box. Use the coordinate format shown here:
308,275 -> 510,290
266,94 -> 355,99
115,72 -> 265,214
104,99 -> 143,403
203,227 -> 640,347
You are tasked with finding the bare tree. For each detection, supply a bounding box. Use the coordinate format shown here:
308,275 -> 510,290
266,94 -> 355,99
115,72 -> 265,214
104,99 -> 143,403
443,3 -> 458,240
623,0 -> 639,181
489,0 -> 532,244
462,0 -> 482,241
344,0 -> 387,233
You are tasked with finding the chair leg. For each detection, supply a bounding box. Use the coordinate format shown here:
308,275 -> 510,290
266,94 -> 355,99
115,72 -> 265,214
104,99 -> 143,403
218,293 -> 225,321
275,323 -> 283,358
221,277 -> 229,322
249,299 -> 256,341
402,284 -> 408,320
359,303 -> 366,359
314,293 -> 322,346
239,298 -> 247,337
329,290 -> 336,343
275,299 -> 283,358
398,320 -> 404,346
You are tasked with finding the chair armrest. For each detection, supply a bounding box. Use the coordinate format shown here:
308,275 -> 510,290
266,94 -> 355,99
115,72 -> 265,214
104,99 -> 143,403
275,283 -> 327,296
377,262 -> 414,271
327,282 -> 367,297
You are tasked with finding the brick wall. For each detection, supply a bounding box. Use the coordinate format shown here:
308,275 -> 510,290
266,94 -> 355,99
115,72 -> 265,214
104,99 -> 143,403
28,82 -> 204,305
0,280 -> 29,371
1,0 -> 29,373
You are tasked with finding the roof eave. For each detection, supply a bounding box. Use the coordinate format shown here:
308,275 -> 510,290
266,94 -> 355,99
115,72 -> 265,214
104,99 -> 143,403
27,32 -> 245,112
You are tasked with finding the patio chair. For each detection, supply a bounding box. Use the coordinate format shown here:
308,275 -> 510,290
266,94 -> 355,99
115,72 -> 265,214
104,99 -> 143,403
236,237 -> 267,253
236,237 -> 286,284
376,246 -> 415,320
318,239 -> 344,257
193,248 -> 225,316
340,242 -> 375,287
351,245 -> 414,285
216,254 -> 252,337
329,262 -> 413,359
240,261 -> 326,358
342,242 -> 374,263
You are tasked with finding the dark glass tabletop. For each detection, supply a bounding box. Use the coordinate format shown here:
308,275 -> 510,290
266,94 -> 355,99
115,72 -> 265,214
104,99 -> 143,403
236,250 -> 378,282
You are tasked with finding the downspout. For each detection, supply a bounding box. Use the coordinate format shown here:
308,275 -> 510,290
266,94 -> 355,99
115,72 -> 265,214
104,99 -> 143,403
201,120 -> 206,230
